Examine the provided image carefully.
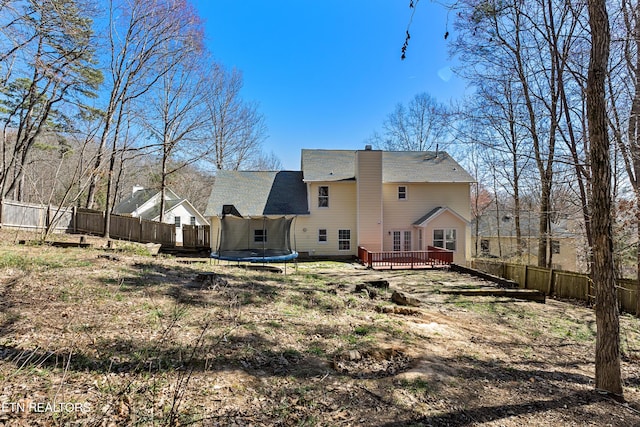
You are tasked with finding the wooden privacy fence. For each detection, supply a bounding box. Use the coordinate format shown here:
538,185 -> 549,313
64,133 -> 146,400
471,259 -> 639,316
0,200 -> 213,249
1,200 -> 73,232
75,208 -> 176,246
182,224 -> 210,248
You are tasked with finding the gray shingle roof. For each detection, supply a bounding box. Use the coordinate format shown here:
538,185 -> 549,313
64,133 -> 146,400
301,149 -> 356,182
300,149 -> 474,183
382,151 -> 475,183
205,171 -> 309,217
413,206 -> 443,226
113,189 -> 157,215
139,199 -> 183,220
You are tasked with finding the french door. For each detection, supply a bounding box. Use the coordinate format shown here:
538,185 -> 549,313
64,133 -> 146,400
392,230 -> 412,251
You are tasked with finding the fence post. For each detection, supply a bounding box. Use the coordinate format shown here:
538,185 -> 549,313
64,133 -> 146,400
522,265 -> 528,289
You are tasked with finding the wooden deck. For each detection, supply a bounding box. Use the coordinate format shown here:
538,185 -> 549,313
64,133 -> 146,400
357,246 -> 453,270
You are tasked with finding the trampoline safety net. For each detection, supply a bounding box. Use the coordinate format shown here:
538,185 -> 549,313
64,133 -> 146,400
215,216 -> 296,260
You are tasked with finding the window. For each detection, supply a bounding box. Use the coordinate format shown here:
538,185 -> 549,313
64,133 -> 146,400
338,229 -> 351,251
318,186 -> 329,208
392,231 -> 412,251
254,229 -> 267,243
318,228 -> 327,243
481,239 -> 490,255
190,216 -> 196,226
398,186 -> 407,200
433,228 -> 456,251
174,216 -> 181,228
551,240 -> 560,254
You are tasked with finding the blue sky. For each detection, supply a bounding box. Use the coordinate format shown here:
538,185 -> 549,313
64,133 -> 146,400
193,1 -> 469,170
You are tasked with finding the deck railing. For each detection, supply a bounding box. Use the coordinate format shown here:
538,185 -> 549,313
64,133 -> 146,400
358,246 -> 453,269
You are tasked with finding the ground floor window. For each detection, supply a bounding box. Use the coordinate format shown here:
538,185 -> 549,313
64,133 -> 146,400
174,216 -> 181,228
433,228 -> 456,251
254,229 -> 267,243
318,228 -> 327,243
190,216 -> 196,226
338,229 -> 351,251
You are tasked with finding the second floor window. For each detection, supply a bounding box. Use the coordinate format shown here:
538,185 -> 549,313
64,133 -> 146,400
318,186 -> 329,208
398,186 -> 407,200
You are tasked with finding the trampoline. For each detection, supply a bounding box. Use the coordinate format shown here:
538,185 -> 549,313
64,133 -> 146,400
210,212 -> 298,263
211,249 -> 298,263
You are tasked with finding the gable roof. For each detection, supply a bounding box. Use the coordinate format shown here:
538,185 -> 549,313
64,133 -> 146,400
300,149 -> 474,183
413,206 -> 469,227
113,189 -> 159,215
205,171 -> 309,217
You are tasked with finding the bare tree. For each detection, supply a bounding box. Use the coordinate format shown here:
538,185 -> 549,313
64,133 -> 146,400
86,0 -> 204,238
369,92 -> 449,152
143,51 -> 211,222
587,0 -> 623,398
205,65 -> 268,171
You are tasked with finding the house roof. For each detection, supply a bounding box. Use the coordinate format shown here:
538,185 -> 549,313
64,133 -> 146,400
301,149 -> 356,182
473,209 -> 578,238
139,198 -> 183,220
382,151 -> 475,183
205,171 -> 309,217
300,149 -> 475,183
413,206 -> 469,227
113,189 -> 159,215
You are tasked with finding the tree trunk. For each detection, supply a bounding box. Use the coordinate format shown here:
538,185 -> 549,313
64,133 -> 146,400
587,0 -> 623,397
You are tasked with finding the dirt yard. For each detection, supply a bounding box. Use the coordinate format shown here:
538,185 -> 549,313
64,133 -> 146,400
0,230 -> 639,426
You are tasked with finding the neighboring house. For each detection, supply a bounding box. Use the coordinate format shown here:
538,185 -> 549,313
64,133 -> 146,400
205,147 -> 475,264
114,186 -> 209,244
472,209 -> 585,272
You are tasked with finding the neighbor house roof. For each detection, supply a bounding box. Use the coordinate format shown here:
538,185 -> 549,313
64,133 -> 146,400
113,189 -> 159,215
300,149 -> 475,183
139,198 -> 183,220
205,171 -> 309,217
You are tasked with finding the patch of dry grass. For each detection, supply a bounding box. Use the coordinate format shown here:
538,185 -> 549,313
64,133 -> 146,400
0,231 -> 639,426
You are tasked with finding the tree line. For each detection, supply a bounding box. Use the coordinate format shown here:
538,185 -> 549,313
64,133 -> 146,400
0,0 -> 277,228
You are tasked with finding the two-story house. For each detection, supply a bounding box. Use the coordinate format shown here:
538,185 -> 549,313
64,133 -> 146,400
205,147 -> 474,264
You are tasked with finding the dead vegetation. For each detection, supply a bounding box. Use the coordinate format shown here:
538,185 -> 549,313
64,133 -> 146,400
0,231 -> 639,426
